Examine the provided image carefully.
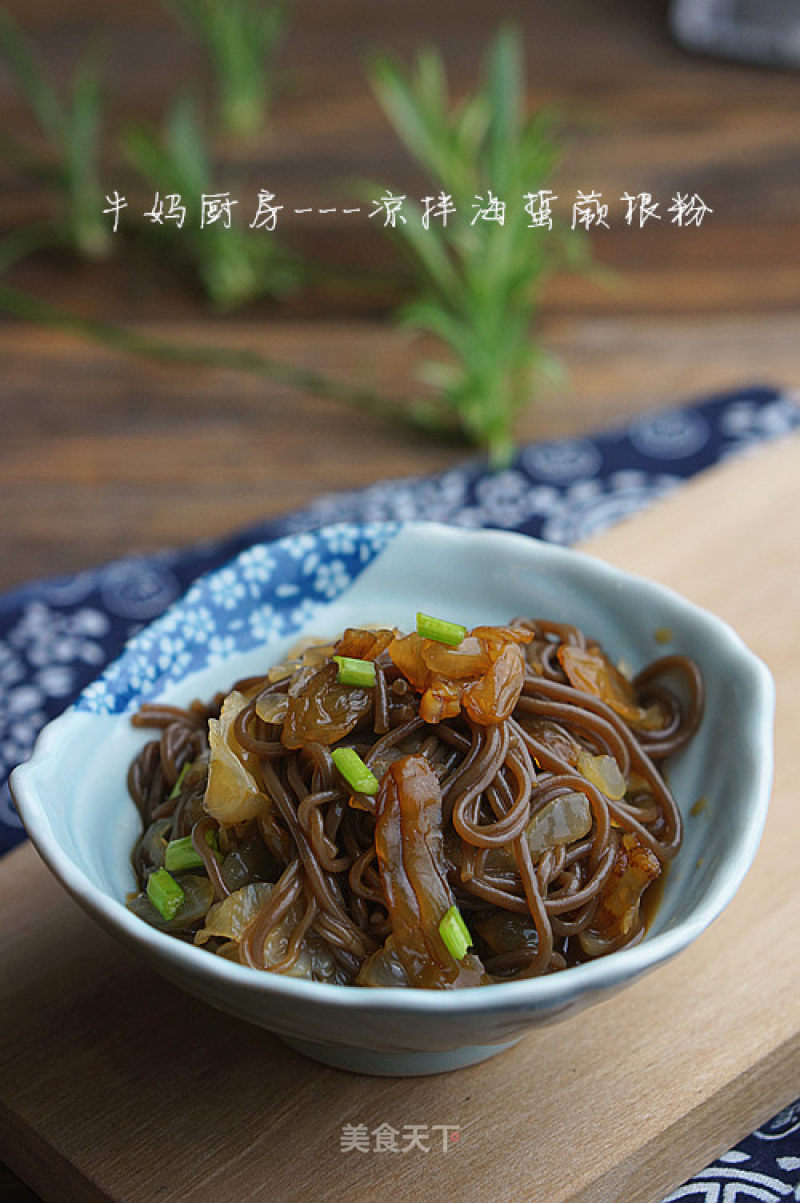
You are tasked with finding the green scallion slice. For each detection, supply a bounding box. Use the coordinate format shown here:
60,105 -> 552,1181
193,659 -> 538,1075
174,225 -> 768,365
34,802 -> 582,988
146,867 -> 185,921
164,830 -> 219,873
168,761 -> 191,800
439,904 -> 472,961
416,611 -> 466,647
331,747 -> 380,796
333,655 -> 376,688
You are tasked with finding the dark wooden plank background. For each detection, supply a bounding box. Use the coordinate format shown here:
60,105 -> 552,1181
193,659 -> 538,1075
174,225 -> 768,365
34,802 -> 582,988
2,0 -> 798,595
1,0 -> 798,1197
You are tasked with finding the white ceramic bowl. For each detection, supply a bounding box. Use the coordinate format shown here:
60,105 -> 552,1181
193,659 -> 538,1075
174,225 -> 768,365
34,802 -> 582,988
11,522 -> 774,1076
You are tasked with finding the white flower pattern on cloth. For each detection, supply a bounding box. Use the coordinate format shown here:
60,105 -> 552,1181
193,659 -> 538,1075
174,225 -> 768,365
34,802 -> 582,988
72,523 -> 401,715
97,558 -> 182,619
521,436 -> 603,481
717,392 -> 800,461
627,407 -> 711,460
659,1126 -> 800,1202
541,471 -> 682,544
285,468 -> 472,531
0,602 -> 111,814
755,1102 -> 800,1144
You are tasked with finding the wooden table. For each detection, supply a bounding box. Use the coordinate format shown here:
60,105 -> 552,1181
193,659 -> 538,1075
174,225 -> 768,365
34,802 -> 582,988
1,1 -> 798,1198
2,0 -> 799,594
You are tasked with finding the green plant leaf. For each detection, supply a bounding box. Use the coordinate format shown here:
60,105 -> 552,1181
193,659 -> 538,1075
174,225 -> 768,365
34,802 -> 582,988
484,25 -> 523,193
0,12 -> 110,260
366,23 -> 592,464
0,8 -> 63,142
64,45 -> 108,258
160,0 -> 287,139
124,92 -> 301,311
368,53 -> 442,180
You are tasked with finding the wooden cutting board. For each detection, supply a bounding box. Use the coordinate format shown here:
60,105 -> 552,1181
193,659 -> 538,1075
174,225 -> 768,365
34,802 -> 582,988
2,437 -> 799,1203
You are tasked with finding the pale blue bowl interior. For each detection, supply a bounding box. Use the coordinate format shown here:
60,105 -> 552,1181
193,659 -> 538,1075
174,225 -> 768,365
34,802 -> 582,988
14,522 -> 774,1021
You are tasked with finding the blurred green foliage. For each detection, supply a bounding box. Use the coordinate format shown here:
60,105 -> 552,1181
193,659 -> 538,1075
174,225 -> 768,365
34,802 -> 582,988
124,94 -> 300,311
0,10 -> 589,462
0,8 -> 108,261
161,0 -> 287,141
367,26 -> 589,465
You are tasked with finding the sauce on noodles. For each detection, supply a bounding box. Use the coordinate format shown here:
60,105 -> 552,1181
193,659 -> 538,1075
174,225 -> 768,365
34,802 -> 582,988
125,617 -> 704,988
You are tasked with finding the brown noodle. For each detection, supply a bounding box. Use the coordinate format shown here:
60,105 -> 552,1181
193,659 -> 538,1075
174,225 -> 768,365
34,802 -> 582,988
126,618 -> 704,988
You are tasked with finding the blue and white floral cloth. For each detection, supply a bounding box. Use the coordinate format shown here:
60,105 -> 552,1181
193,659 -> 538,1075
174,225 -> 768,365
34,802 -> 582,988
3,384 -> 798,849
1,384 -> 799,1195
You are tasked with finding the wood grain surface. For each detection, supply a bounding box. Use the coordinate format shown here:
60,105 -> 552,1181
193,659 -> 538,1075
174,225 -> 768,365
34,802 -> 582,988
1,0 -> 799,593
1,437 -> 799,1203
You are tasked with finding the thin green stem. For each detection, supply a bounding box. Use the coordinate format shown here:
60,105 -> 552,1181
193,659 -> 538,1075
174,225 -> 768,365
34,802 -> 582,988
0,224 -> 69,274
0,280 -> 462,438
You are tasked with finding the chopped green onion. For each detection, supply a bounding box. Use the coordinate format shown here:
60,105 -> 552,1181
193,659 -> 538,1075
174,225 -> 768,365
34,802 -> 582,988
168,761 -> 192,799
416,611 -> 466,647
333,655 -> 377,688
331,747 -> 380,796
164,830 -> 219,873
439,904 -> 472,961
146,867 -> 185,921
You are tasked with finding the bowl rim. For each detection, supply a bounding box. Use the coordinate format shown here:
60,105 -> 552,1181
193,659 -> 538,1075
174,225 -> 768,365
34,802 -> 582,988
10,521 -> 776,1015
